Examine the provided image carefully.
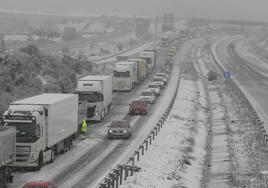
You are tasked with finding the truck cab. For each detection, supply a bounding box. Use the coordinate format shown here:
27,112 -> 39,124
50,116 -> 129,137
77,75 -> 112,121
113,62 -> 137,92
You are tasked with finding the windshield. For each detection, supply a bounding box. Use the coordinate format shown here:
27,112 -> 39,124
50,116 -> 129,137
79,92 -> 100,103
113,71 -> 130,77
111,121 -> 128,128
149,85 -> 158,88
141,92 -> 152,96
153,78 -> 163,82
6,122 -> 39,143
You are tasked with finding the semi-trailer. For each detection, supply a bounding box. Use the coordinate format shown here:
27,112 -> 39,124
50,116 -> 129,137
139,50 -> 156,74
0,127 -> 16,188
128,58 -> 147,82
3,93 -> 79,169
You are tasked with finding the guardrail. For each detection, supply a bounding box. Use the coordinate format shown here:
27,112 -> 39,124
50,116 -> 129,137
210,41 -> 268,187
96,55 -> 182,188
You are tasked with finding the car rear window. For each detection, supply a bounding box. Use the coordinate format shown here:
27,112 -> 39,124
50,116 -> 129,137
149,85 -> 158,88
141,91 -> 152,96
111,121 -> 128,127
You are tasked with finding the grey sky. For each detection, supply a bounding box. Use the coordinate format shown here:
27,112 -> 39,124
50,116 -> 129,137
0,0 -> 267,22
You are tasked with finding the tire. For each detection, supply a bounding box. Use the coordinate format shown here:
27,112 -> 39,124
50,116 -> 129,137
36,152 -> 43,170
50,148 -> 55,163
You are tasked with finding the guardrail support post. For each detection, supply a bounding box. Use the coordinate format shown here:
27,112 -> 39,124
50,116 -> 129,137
140,145 -> 144,155
148,135 -> 152,144
144,140 -> 148,150
118,165 -> 123,185
157,123 -> 160,131
135,150 -> 140,161
151,131 -> 155,140
105,178 -> 111,188
124,166 -> 128,180
155,127 -> 158,135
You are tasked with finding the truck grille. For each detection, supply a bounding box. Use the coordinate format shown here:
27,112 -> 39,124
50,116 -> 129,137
87,106 -> 96,118
16,146 -> 30,162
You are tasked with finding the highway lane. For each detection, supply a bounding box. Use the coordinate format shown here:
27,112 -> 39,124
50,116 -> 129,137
213,37 -> 268,129
10,41 -> 170,188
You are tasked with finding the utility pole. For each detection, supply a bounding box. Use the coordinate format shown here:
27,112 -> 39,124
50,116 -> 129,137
154,16 -> 158,40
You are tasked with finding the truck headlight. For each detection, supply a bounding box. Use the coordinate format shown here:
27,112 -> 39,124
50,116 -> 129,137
28,152 -> 37,163
95,111 -> 99,116
123,130 -> 127,133
108,130 -> 113,133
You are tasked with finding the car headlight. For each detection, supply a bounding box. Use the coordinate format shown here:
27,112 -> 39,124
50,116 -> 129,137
108,130 -> 113,133
123,130 -> 127,133
28,152 -> 37,163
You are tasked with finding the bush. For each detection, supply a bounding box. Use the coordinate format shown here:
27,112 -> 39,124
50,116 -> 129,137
207,70 -> 218,81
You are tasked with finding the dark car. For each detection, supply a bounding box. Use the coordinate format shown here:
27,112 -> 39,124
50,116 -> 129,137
129,100 -> 149,115
107,120 -> 132,139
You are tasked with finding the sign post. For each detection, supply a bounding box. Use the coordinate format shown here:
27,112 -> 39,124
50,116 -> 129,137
223,71 -> 231,90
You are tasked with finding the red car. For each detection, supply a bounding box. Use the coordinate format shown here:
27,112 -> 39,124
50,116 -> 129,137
129,100 -> 148,115
22,181 -> 57,188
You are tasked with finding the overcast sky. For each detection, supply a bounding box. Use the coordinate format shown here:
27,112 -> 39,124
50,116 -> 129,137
0,0 -> 268,22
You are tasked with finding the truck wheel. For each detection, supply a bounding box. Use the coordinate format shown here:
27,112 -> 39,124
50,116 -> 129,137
37,152 -> 43,170
50,148 -> 55,163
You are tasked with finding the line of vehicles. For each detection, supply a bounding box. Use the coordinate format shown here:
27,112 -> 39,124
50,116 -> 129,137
0,42 -> 177,187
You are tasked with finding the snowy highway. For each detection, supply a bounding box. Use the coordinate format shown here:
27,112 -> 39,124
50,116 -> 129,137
10,40 -> 177,188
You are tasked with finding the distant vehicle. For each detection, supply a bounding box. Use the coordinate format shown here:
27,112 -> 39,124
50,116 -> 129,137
128,58 -> 148,82
129,100 -> 148,115
156,72 -> 169,79
139,50 -> 157,74
155,73 -> 169,84
77,75 -> 113,121
3,94 -> 79,169
22,181 -> 57,188
140,90 -> 156,104
107,120 -> 132,139
113,61 -> 137,91
148,83 -> 161,96
0,127 -> 15,188
167,51 -> 175,57
152,77 -> 165,88
161,35 -> 169,47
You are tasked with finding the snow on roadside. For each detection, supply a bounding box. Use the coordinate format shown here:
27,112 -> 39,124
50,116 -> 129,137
121,78 -> 208,188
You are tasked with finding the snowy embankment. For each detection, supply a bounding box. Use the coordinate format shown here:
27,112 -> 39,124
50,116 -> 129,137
211,38 -> 268,136
235,40 -> 268,77
121,78 -> 208,188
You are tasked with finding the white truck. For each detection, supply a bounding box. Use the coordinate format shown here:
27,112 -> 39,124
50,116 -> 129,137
0,127 -> 16,188
3,93 -> 79,169
77,75 -> 113,121
139,50 -> 156,74
113,61 -> 138,92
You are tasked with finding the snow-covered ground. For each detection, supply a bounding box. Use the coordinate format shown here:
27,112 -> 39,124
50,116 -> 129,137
121,78 -> 207,188
120,39 -> 209,188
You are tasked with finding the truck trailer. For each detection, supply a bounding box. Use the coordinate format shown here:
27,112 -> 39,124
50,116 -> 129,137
3,93 -> 79,169
77,75 -> 113,121
113,61 -> 138,92
140,50 -> 156,74
128,58 -> 147,82
0,127 -> 16,188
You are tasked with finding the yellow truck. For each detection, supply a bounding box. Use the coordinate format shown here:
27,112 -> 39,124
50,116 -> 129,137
128,58 -> 147,83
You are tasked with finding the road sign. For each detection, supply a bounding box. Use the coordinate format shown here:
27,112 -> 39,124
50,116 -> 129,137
224,71 -> 231,79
